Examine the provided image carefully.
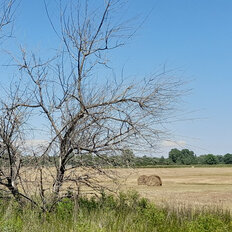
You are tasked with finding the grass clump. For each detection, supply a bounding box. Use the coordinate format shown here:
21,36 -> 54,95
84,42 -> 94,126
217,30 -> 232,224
0,191 -> 231,231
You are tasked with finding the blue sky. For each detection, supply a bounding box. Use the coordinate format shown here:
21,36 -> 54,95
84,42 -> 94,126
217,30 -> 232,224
1,0 -> 232,156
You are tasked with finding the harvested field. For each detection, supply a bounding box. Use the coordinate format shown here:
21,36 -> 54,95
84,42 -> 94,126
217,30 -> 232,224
17,167 -> 232,211
116,167 -> 232,211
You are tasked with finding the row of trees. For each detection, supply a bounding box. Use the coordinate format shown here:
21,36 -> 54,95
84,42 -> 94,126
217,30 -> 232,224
133,149 -> 232,166
16,148 -> 232,167
168,148 -> 232,165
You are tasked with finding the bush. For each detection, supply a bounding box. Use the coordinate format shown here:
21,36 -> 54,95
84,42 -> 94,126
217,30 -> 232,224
0,192 -> 231,232
186,214 -> 230,232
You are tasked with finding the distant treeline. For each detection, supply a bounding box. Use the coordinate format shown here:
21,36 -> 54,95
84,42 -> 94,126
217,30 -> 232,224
18,148 -> 232,167
132,148 -> 232,166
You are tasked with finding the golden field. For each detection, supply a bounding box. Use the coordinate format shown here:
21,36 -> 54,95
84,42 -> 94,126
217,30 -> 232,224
115,167 -> 232,210
18,166 -> 232,211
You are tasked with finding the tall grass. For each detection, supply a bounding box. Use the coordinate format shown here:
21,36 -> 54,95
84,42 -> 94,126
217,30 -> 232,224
0,191 -> 231,232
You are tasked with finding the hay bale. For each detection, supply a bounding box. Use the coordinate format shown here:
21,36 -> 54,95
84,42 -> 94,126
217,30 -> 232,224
137,175 -> 148,185
146,175 -> 162,186
137,174 -> 162,186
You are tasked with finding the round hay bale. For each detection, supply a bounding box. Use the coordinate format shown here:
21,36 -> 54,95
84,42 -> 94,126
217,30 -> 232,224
146,175 -> 162,186
137,175 -> 148,185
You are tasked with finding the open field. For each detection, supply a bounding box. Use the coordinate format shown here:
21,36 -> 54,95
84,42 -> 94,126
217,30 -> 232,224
1,167 -> 232,231
115,167 -> 232,210
17,166 -> 232,211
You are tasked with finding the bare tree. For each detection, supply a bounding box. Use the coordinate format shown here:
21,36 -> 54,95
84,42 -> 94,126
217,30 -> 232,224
0,85 -> 41,207
0,0 -> 15,38
0,0 -> 183,211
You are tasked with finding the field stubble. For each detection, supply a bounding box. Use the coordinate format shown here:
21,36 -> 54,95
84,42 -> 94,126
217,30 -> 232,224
19,167 -> 232,211
118,167 -> 232,211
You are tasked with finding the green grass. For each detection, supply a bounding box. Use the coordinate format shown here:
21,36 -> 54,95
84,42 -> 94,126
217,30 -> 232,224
0,191 -> 231,232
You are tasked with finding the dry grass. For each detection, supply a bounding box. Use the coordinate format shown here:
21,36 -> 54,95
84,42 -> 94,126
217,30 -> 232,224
115,167 -> 232,211
17,167 -> 232,211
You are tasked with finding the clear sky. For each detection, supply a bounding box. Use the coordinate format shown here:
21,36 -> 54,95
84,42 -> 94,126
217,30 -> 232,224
1,0 -> 232,157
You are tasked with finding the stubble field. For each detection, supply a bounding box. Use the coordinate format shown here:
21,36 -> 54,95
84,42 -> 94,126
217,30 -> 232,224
115,167 -> 232,211
19,166 -> 232,211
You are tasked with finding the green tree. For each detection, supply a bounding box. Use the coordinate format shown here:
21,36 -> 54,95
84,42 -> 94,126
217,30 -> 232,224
159,156 -> 165,165
169,149 -> 182,163
203,154 -> 219,165
169,148 -> 196,165
216,155 -> 225,164
121,149 -> 135,166
181,149 -> 197,165
224,153 -> 232,164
